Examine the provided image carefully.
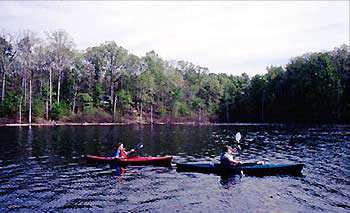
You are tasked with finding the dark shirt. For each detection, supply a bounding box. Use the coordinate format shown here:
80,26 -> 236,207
220,152 -> 233,166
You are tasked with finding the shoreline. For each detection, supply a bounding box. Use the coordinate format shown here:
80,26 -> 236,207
0,122 -> 277,127
1,122 -> 349,127
0,121 -> 201,127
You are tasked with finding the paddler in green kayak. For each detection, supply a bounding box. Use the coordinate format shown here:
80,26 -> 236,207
220,145 -> 242,166
114,143 -> 135,159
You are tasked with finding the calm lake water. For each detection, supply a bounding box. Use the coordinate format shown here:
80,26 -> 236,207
0,124 -> 349,212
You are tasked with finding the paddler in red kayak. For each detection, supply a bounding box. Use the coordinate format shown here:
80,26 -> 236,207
114,143 -> 135,159
220,145 -> 242,166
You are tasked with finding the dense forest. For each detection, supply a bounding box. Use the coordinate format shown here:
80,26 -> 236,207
0,29 -> 349,124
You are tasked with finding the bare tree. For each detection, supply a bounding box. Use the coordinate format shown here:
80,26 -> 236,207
70,51 -> 84,114
46,29 -> 74,105
0,32 -> 17,102
100,42 -> 128,122
17,32 -> 37,124
33,40 -> 50,119
126,54 -> 148,122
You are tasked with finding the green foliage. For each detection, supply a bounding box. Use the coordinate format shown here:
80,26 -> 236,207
173,101 -> 189,116
158,105 -> 167,117
76,92 -> 96,113
139,70 -> 156,105
33,98 -> 45,118
1,29 -> 349,123
94,83 -> 103,106
117,90 -> 133,113
41,83 -> 50,98
279,52 -> 340,121
51,101 -> 70,120
0,92 -> 17,117
78,92 -> 93,103
83,104 -> 97,114
192,97 -> 204,111
95,83 -> 103,95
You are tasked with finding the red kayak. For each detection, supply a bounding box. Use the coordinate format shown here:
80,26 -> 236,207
86,155 -> 172,167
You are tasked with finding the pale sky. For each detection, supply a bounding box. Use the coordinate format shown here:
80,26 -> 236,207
0,1 -> 349,75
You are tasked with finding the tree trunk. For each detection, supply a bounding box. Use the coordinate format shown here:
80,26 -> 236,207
113,94 -> 117,122
24,79 -> 27,105
72,90 -> 77,114
150,104 -> 153,124
49,68 -> 52,109
39,79 -> 43,96
140,101 -> 143,124
110,84 -> 114,113
1,71 -> 5,102
198,107 -> 202,125
45,100 -> 49,120
19,97 -> 22,123
225,101 -> 229,123
170,106 -> 173,124
57,72 -> 61,104
29,77 -> 32,124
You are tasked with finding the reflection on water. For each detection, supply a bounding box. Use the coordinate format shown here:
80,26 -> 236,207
219,174 -> 243,189
114,166 -> 126,177
0,124 -> 350,212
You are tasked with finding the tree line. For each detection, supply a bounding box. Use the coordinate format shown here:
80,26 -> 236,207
0,29 -> 349,124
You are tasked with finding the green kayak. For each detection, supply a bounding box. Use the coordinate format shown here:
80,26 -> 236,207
176,162 -> 304,177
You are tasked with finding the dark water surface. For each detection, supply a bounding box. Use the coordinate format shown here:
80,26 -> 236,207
0,125 -> 349,212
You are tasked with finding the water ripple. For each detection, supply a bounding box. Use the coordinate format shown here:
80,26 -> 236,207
0,125 -> 349,212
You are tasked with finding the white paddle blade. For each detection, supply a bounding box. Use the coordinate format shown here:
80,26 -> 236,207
235,132 -> 242,142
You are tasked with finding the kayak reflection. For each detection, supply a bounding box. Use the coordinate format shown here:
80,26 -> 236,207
113,165 -> 126,176
111,165 -> 173,178
219,173 -> 243,188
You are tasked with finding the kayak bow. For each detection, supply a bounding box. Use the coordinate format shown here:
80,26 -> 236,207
176,162 -> 304,177
86,155 -> 172,167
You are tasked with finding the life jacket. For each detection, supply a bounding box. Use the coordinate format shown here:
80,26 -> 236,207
114,147 -> 128,159
220,152 -> 234,166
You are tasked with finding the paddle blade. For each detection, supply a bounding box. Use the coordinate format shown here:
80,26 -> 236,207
135,144 -> 144,150
235,132 -> 242,143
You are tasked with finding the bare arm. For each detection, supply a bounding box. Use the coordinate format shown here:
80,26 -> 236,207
126,149 -> 135,156
227,146 -> 238,153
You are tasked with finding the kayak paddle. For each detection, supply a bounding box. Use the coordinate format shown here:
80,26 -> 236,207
133,143 -> 144,152
235,132 -> 242,150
